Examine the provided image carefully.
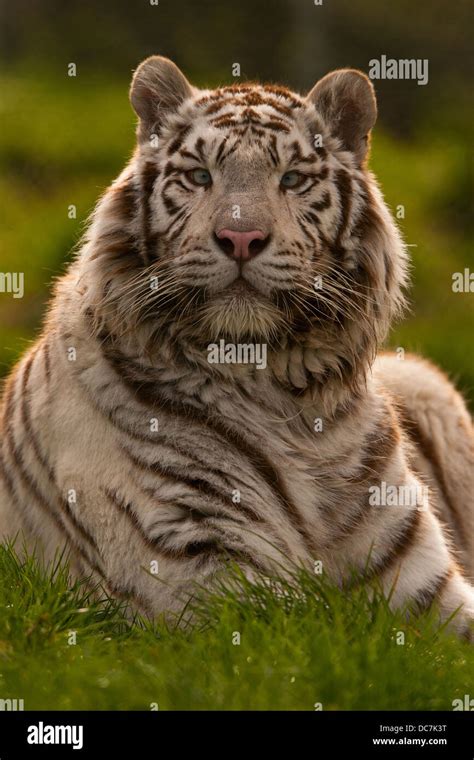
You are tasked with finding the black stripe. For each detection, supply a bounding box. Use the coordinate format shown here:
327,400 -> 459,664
103,405 -> 249,495
42,338 -> 51,383
289,141 -> 318,165
215,136 -> 228,166
140,162 -> 159,264
296,179 -> 323,197
165,178 -> 192,193
165,215 -> 189,242
0,448 -> 41,538
397,405 -> 467,549
163,161 -> 178,178
161,191 -> 181,216
298,218 -> 318,245
3,362 -> 151,615
303,211 -> 320,226
194,137 -> 205,161
333,169 -> 352,255
179,149 -> 200,162
3,406 -> 105,581
103,487 -> 256,568
372,508 -> 422,577
96,342 -> 315,553
100,343 -> 315,556
19,351 -> 102,558
167,124 -> 192,156
349,416 -> 400,486
411,567 -> 452,612
103,486 -> 167,553
311,192 -> 331,211
120,444 -> 277,535
269,134 -> 281,167
218,140 -> 239,166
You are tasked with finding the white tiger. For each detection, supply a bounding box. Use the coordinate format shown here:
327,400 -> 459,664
0,57 -> 472,634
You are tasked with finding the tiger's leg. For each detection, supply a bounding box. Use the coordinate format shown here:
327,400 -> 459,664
0,366 -> 37,549
0,350 -> 84,569
335,472 -> 474,638
0,470 -> 22,541
378,505 -> 473,637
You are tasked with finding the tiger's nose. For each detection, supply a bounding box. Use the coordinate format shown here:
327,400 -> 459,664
215,228 -> 270,261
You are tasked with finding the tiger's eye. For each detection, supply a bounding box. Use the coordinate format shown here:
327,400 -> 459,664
187,168 -> 212,186
280,171 -> 305,189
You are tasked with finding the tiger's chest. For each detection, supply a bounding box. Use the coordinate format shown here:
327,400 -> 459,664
53,343 -> 374,571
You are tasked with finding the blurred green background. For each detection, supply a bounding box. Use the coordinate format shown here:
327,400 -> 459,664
0,0 -> 472,401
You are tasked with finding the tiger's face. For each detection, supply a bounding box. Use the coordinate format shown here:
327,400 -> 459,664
129,59 -> 389,345
86,58 -> 407,396
144,83 -> 339,343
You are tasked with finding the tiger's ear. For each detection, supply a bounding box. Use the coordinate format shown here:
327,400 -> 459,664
130,56 -> 194,141
306,69 -> 377,164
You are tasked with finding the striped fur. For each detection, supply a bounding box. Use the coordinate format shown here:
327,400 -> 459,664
0,58 -> 472,635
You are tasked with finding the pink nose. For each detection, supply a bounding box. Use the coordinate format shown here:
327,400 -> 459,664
216,228 -> 268,260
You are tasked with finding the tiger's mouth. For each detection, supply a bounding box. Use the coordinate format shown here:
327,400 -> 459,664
223,276 -> 259,295
160,268 -> 312,345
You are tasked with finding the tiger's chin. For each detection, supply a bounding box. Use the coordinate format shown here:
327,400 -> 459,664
191,283 -> 288,345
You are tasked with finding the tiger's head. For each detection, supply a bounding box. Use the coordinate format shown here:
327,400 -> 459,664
83,57 -> 407,406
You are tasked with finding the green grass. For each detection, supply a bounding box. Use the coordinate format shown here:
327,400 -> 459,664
0,540 -> 472,710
